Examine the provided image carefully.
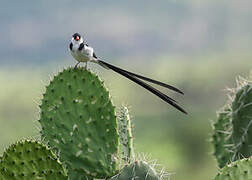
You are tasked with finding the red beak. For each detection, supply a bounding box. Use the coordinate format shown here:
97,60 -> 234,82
76,36 -> 80,41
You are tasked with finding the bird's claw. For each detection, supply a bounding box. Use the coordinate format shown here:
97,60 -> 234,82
84,63 -> 87,70
74,62 -> 80,69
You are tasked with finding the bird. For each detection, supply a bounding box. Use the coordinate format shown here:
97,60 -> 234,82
69,33 -> 187,114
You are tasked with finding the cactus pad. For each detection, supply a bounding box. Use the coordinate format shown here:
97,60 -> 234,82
118,106 -> 134,163
110,161 -> 159,180
39,68 -> 118,178
212,77 -> 252,167
0,140 -> 67,180
214,157 -> 252,180
231,84 -> 252,160
212,108 -> 233,168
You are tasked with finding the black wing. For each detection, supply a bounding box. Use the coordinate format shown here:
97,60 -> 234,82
78,43 -> 84,51
98,60 -> 187,114
69,43 -> 73,50
93,52 -> 98,59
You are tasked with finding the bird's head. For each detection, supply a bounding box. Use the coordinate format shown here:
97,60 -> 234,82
71,33 -> 83,44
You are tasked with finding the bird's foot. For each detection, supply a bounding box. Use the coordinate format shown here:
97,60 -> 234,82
74,62 -> 80,69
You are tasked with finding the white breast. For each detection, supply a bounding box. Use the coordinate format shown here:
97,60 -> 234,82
71,44 -> 91,63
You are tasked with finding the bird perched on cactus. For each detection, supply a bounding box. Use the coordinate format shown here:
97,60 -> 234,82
69,33 -> 187,114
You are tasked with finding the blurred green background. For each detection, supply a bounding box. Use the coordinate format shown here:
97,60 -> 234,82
1,1 -> 252,180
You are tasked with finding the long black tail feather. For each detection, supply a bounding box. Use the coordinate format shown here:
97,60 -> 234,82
99,60 -> 183,94
98,60 -> 187,114
98,60 -> 177,103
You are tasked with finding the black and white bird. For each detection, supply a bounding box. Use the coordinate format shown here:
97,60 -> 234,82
69,33 -> 187,114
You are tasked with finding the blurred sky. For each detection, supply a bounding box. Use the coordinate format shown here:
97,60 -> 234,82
0,0 -> 251,66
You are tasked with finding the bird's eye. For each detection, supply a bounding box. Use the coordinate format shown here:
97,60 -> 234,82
75,36 -> 80,41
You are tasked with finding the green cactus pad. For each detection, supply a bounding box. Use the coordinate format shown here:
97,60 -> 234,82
0,140 -> 68,180
231,84 -> 252,160
212,77 -> 252,167
212,108 -> 233,168
214,157 -> 252,180
110,161 -> 159,180
67,169 -> 92,180
118,106 -> 134,163
39,67 -> 118,178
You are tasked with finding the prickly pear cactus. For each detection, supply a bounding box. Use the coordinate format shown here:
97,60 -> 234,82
118,106 -> 134,163
214,157 -> 252,180
39,68 -> 119,179
231,83 -> 252,161
212,77 -> 252,167
110,161 -> 160,180
212,107 -> 233,168
0,140 -> 68,180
